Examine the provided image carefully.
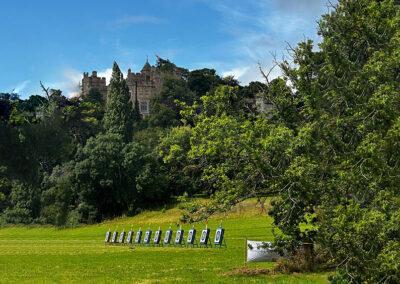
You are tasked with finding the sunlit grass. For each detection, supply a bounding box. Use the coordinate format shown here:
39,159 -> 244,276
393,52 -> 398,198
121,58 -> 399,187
0,199 -> 329,283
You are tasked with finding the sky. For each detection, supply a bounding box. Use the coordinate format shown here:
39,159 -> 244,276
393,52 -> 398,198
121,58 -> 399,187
0,0 -> 332,98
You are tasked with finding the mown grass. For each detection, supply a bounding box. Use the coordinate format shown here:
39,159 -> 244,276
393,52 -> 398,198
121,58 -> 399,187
0,200 -> 329,283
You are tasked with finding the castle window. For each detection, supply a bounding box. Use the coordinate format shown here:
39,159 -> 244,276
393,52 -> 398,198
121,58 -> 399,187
140,101 -> 149,113
146,75 -> 150,81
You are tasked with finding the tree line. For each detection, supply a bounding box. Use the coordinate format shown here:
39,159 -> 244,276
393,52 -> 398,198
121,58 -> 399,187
0,58 -> 259,225
0,0 -> 399,282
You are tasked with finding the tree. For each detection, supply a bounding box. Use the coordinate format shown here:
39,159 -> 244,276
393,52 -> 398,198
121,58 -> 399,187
200,85 -> 248,117
64,96 -> 104,145
0,97 -> 12,122
85,88 -> 104,105
132,94 -> 142,126
268,0 -> 400,281
103,62 -> 134,141
73,133 -> 141,222
221,75 -> 240,87
160,86 -> 293,221
147,77 -> 195,128
158,126 -> 198,196
1,181 -> 40,224
156,56 -> 189,78
188,68 -> 222,98
40,162 -> 77,226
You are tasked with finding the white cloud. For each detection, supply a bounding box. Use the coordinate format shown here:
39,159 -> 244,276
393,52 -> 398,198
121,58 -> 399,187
97,68 -> 113,85
13,80 -> 31,94
222,66 -> 250,79
222,64 -> 281,85
44,68 -> 81,98
45,66 -> 131,98
201,0 -> 330,84
61,69 -> 81,97
64,69 -> 81,97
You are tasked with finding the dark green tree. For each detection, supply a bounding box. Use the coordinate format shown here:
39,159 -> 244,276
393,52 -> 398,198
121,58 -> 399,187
188,68 -> 222,98
73,133 -> 141,222
132,93 -> 142,125
103,62 -> 134,141
267,0 -> 400,281
147,77 -> 195,128
85,88 -> 104,105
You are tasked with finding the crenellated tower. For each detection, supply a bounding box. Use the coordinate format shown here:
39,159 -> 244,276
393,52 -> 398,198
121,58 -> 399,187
81,59 -> 168,117
81,71 -> 107,99
125,60 -> 164,117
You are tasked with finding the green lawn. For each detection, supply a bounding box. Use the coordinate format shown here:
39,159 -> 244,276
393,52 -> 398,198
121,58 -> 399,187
0,200 -> 329,283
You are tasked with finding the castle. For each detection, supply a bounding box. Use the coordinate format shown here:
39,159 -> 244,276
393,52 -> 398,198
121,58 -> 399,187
81,60 -> 164,117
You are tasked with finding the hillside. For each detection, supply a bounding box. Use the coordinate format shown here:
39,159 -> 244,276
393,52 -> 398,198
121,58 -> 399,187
0,200 -> 328,283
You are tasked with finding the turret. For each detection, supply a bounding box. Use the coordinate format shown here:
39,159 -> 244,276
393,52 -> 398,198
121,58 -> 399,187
141,58 -> 152,72
81,70 -> 107,99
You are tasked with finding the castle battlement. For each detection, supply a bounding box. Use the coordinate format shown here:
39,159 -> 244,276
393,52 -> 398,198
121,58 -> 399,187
82,71 -> 107,101
81,59 -> 168,117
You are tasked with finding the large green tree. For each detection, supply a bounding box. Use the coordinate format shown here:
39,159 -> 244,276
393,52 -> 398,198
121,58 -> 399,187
267,0 -> 400,282
73,133 -> 141,222
103,62 -> 134,141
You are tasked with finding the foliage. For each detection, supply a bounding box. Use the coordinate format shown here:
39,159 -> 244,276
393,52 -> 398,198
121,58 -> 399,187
158,126 -> 198,196
147,77 -> 195,128
133,128 -> 172,205
72,133 -> 140,222
1,181 -> 39,224
156,1 -> 400,281
268,0 -> 400,281
40,162 -> 77,226
156,56 -> 189,78
187,68 -> 222,97
1,2 -> 399,280
160,86 -> 293,221
103,62 -> 134,141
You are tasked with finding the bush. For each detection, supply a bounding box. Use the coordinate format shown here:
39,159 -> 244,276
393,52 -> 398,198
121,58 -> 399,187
1,182 -> 39,224
2,207 -> 33,224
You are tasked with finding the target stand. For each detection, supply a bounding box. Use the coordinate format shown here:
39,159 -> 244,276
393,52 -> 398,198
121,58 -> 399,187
163,228 -> 173,247
213,227 -> 226,248
186,228 -> 198,248
153,229 -> 162,246
174,228 -> 185,247
199,228 -> 212,248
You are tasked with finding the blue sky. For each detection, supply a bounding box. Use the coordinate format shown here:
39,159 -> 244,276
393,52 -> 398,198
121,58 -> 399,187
0,0 -> 331,98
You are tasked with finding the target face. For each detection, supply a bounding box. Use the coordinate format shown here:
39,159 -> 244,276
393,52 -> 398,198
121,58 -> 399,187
105,231 -> 111,242
153,230 -> 161,244
200,229 -> 209,244
164,230 -> 172,244
215,230 -> 221,243
175,230 -> 183,244
119,231 -> 126,243
144,230 -> 152,244
187,229 -> 196,244
111,231 -> 118,243
135,230 -> 142,243
126,231 -> 133,243
214,228 -> 224,245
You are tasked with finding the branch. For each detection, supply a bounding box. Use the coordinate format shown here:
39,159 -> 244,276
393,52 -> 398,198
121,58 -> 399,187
258,62 -> 278,85
40,81 -> 50,99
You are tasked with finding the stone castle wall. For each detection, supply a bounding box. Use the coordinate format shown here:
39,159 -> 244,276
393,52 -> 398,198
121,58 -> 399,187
81,71 -> 108,100
81,61 -> 165,117
126,62 -> 164,117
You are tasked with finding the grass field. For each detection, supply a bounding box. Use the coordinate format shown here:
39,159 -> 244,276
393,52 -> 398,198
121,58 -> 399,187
0,200 -> 329,283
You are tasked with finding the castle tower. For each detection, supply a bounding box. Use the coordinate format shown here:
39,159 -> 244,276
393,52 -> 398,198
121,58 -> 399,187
81,71 -> 107,99
81,58 -> 172,117
126,60 -> 164,117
